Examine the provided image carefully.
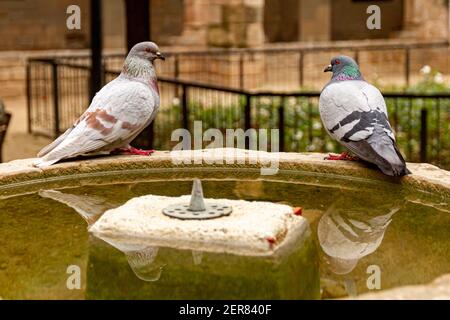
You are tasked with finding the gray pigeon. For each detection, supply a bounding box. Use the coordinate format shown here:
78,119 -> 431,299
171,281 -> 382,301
319,55 -> 410,176
34,42 -> 165,168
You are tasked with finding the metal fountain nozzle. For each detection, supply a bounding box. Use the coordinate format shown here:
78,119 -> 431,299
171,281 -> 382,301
162,179 -> 232,220
189,179 -> 206,211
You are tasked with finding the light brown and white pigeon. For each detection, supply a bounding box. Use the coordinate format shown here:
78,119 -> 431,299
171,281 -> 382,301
34,42 -> 165,168
319,55 -> 410,176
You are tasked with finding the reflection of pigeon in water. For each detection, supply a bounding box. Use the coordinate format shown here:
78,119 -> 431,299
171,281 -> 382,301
39,189 -> 164,281
320,55 -> 410,176
192,250 -> 203,265
124,246 -> 163,282
318,203 -> 401,275
95,237 -> 165,282
38,189 -> 119,225
34,42 -> 165,168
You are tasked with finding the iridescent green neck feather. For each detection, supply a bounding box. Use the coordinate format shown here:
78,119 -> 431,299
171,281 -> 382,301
333,65 -> 363,81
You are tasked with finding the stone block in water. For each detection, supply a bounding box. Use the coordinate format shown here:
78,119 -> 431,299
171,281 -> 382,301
88,195 -> 320,299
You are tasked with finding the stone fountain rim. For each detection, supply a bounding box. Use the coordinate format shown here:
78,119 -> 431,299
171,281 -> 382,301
0,149 -> 449,198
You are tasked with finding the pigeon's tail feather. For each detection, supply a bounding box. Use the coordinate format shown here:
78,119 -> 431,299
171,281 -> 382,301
33,157 -> 61,168
386,161 -> 410,177
34,143 -> 79,168
34,134 -> 117,168
35,133 -> 74,168
373,137 -> 410,177
391,144 -> 411,176
344,134 -> 410,177
38,127 -> 73,157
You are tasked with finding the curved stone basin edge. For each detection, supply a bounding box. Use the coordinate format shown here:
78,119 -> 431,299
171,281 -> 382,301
0,149 -> 449,198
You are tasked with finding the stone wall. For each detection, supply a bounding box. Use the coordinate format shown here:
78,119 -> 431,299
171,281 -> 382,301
0,54 -> 27,98
176,0 -> 265,48
0,0 -> 90,51
299,0 -> 331,42
1,41 -> 448,100
0,0 -> 448,99
0,0 -> 448,51
151,0 -> 184,45
0,0 -> 184,51
400,0 -> 449,39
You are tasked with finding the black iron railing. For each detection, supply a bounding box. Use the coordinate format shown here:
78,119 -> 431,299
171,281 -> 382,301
29,41 -> 450,91
27,57 -> 450,169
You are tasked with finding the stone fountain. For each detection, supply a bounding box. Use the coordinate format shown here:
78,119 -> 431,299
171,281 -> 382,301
0,148 -> 449,299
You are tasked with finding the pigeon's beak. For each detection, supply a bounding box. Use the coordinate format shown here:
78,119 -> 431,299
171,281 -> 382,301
324,64 -> 332,72
156,52 -> 165,61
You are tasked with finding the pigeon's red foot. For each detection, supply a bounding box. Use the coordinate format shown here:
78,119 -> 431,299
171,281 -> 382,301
113,147 -> 155,156
324,152 -> 358,161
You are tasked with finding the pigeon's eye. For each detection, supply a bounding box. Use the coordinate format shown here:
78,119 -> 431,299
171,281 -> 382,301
335,59 -> 341,65
145,48 -> 153,53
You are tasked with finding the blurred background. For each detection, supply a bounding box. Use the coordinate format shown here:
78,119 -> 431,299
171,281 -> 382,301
0,0 -> 449,169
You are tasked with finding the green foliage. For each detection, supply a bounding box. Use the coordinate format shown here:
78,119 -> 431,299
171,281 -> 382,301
154,70 -> 449,169
407,66 -> 450,94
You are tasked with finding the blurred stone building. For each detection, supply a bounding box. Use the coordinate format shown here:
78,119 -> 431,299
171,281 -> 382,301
0,0 -> 448,98
0,0 -> 448,163
0,0 -> 448,51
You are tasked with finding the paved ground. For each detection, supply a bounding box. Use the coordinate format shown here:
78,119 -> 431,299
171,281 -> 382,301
2,96 -> 51,162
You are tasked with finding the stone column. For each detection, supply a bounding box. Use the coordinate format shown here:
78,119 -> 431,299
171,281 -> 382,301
399,0 -> 420,38
400,0 -> 448,39
177,0 -> 266,48
175,0 -> 211,46
299,0 -> 331,42
239,0 -> 266,47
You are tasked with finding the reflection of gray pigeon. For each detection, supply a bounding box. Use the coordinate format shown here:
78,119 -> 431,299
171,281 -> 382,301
318,204 -> 400,275
34,42 -> 165,168
320,55 -> 410,176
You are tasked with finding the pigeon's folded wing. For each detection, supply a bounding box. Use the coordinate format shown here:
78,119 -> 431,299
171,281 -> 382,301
319,81 -> 394,143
